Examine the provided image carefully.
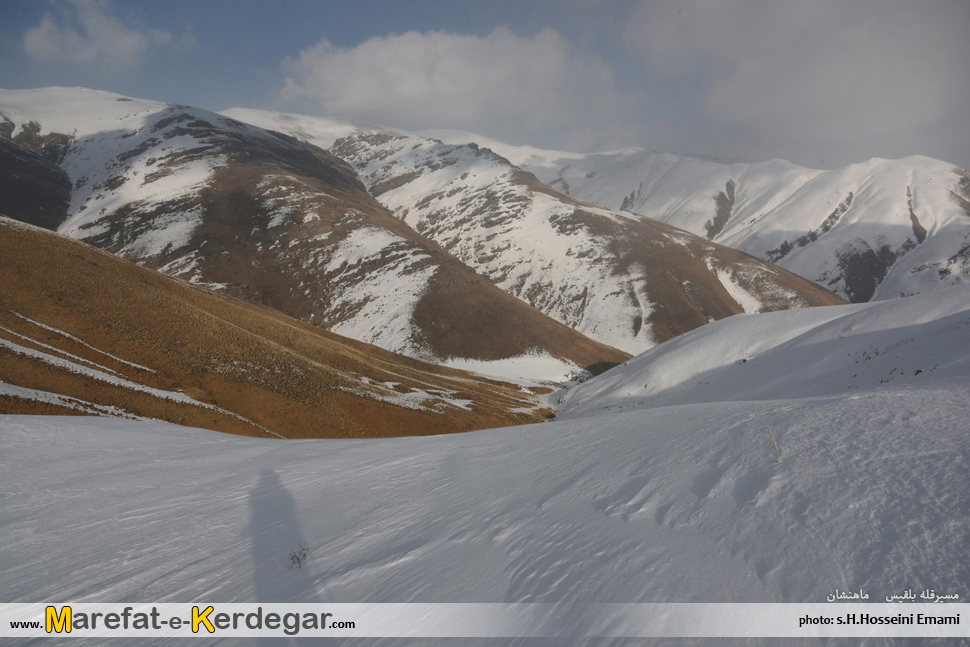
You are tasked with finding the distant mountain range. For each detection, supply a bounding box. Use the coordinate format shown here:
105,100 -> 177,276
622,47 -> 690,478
420,129 -> 970,304
2,87 -> 967,618
6,85 -> 966,375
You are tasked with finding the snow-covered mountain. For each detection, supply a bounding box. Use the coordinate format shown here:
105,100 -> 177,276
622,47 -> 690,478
0,88 -> 628,377
3,286 -> 968,638
226,109 -> 845,356
334,133 -> 847,355
424,131 -> 970,304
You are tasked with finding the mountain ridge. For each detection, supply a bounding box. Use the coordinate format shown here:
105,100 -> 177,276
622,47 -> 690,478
415,129 -> 970,303
331,129 -> 846,354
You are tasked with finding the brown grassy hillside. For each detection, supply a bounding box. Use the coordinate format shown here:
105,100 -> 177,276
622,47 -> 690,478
0,216 -> 560,438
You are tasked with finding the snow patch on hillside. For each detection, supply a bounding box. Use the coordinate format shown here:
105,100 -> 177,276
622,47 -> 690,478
10,312 -> 156,373
443,348 -> 580,382
337,381 -> 474,414
709,265 -> 764,313
0,382 -> 143,418
323,227 -> 438,359
324,226 -> 405,273
0,321 -> 280,437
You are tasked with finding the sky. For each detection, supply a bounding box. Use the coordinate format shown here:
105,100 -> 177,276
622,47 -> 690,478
1,0 -> 968,169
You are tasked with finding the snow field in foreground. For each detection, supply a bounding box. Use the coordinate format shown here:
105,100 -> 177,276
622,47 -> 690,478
2,370 -> 968,646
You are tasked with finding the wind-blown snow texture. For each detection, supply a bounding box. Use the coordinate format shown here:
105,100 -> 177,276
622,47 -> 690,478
2,288 -> 969,646
2,390 -> 968,645
425,132 -> 970,304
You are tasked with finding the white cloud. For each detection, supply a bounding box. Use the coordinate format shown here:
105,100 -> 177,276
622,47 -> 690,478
279,27 -> 639,148
23,0 -> 173,75
624,0 -> 970,165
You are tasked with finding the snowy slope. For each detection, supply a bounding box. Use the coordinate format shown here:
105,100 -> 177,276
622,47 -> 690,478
2,371 -> 968,643
0,89 -> 627,376
1,87 -> 230,240
425,132 -> 970,304
557,285 -> 970,418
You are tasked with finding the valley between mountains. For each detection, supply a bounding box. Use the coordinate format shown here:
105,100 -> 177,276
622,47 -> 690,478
3,87 -> 969,441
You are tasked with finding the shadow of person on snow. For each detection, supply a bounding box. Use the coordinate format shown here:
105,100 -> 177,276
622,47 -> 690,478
248,468 -> 322,646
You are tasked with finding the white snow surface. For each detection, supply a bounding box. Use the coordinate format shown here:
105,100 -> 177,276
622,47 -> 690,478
443,349 -> 581,383
0,86 -> 168,139
2,377 -> 968,643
